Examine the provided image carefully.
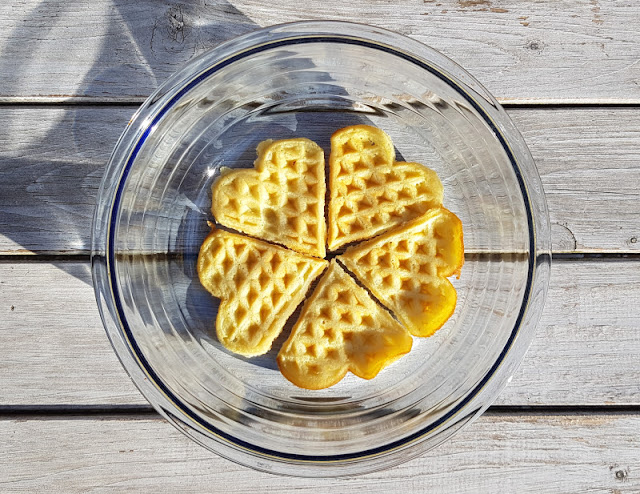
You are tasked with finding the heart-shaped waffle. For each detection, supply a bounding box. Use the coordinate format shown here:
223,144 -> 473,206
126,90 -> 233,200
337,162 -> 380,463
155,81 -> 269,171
327,125 -> 443,251
211,138 -> 326,257
339,208 -> 463,337
277,260 -> 413,389
198,228 -> 327,356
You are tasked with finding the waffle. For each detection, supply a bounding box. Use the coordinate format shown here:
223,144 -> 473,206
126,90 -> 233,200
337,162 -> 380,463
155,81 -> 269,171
277,260 -> 413,390
327,125 -> 443,251
197,228 -> 327,357
211,138 -> 326,258
339,208 -> 463,337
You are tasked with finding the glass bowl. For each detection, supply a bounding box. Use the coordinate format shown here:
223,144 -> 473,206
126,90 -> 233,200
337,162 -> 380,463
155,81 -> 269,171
92,21 -> 551,476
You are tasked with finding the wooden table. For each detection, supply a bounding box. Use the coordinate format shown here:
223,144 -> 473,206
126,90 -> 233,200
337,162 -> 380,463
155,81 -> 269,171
1,1 -> 639,492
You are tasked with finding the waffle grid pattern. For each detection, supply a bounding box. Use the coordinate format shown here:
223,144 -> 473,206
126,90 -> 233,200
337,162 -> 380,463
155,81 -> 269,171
328,125 -> 443,250
212,138 -> 326,257
340,208 -> 463,337
197,229 -> 327,357
277,261 -> 413,390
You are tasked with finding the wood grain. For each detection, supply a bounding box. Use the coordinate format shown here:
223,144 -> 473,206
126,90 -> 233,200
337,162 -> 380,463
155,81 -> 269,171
509,109 -> 640,253
0,1 -> 638,103
1,106 -> 639,255
0,107 -> 123,255
1,259 -> 639,407
0,261 -> 138,405
1,413 -> 638,492
1,1 -> 638,490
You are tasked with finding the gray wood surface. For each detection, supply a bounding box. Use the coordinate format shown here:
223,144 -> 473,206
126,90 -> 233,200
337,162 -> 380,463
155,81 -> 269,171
1,1 -> 639,103
2,1 -> 640,488
2,259 -> 638,407
1,107 -> 639,255
1,413 -> 638,491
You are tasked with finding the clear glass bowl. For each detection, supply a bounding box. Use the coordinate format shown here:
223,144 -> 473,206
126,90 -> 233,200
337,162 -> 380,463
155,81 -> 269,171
92,21 -> 551,476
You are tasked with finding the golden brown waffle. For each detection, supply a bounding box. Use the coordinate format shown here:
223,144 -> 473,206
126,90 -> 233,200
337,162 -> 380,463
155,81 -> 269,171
327,125 -> 443,251
211,138 -> 326,258
197,228 -> 327,357
339,208 -> 463,337
277,260 -> 413,389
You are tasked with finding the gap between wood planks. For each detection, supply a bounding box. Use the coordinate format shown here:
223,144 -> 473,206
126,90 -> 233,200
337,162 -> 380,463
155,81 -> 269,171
1,404 -> 639,419
1,100 -> 640,109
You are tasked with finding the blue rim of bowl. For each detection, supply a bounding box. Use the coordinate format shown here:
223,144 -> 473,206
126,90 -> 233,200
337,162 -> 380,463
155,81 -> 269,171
105,34 -> 536,464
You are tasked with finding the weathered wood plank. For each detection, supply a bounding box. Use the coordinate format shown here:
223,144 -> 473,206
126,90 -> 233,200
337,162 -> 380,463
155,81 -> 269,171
0,261 -> 138,405
508,109 -> 640,253
0,413 -> 637,491
1,259 -> 638,406
0,107 -> 123,255
0,1 -> 639,103
1,107 -> 638,255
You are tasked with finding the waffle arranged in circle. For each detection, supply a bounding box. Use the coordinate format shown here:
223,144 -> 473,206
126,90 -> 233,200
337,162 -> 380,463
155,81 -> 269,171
199,128 -> 464,389
197,228 -> 327,357
339,207 -> 464,337
277,260 -> 413,390
327,125 -> 443,251
212,138 -> 327,258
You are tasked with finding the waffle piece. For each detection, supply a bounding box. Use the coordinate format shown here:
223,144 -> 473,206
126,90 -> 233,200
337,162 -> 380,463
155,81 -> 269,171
277,260 -> 413,390
211,138 -> 326,258
339,208 -> 463,337
327,125 -> 443,251
197,228 -> 327,357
